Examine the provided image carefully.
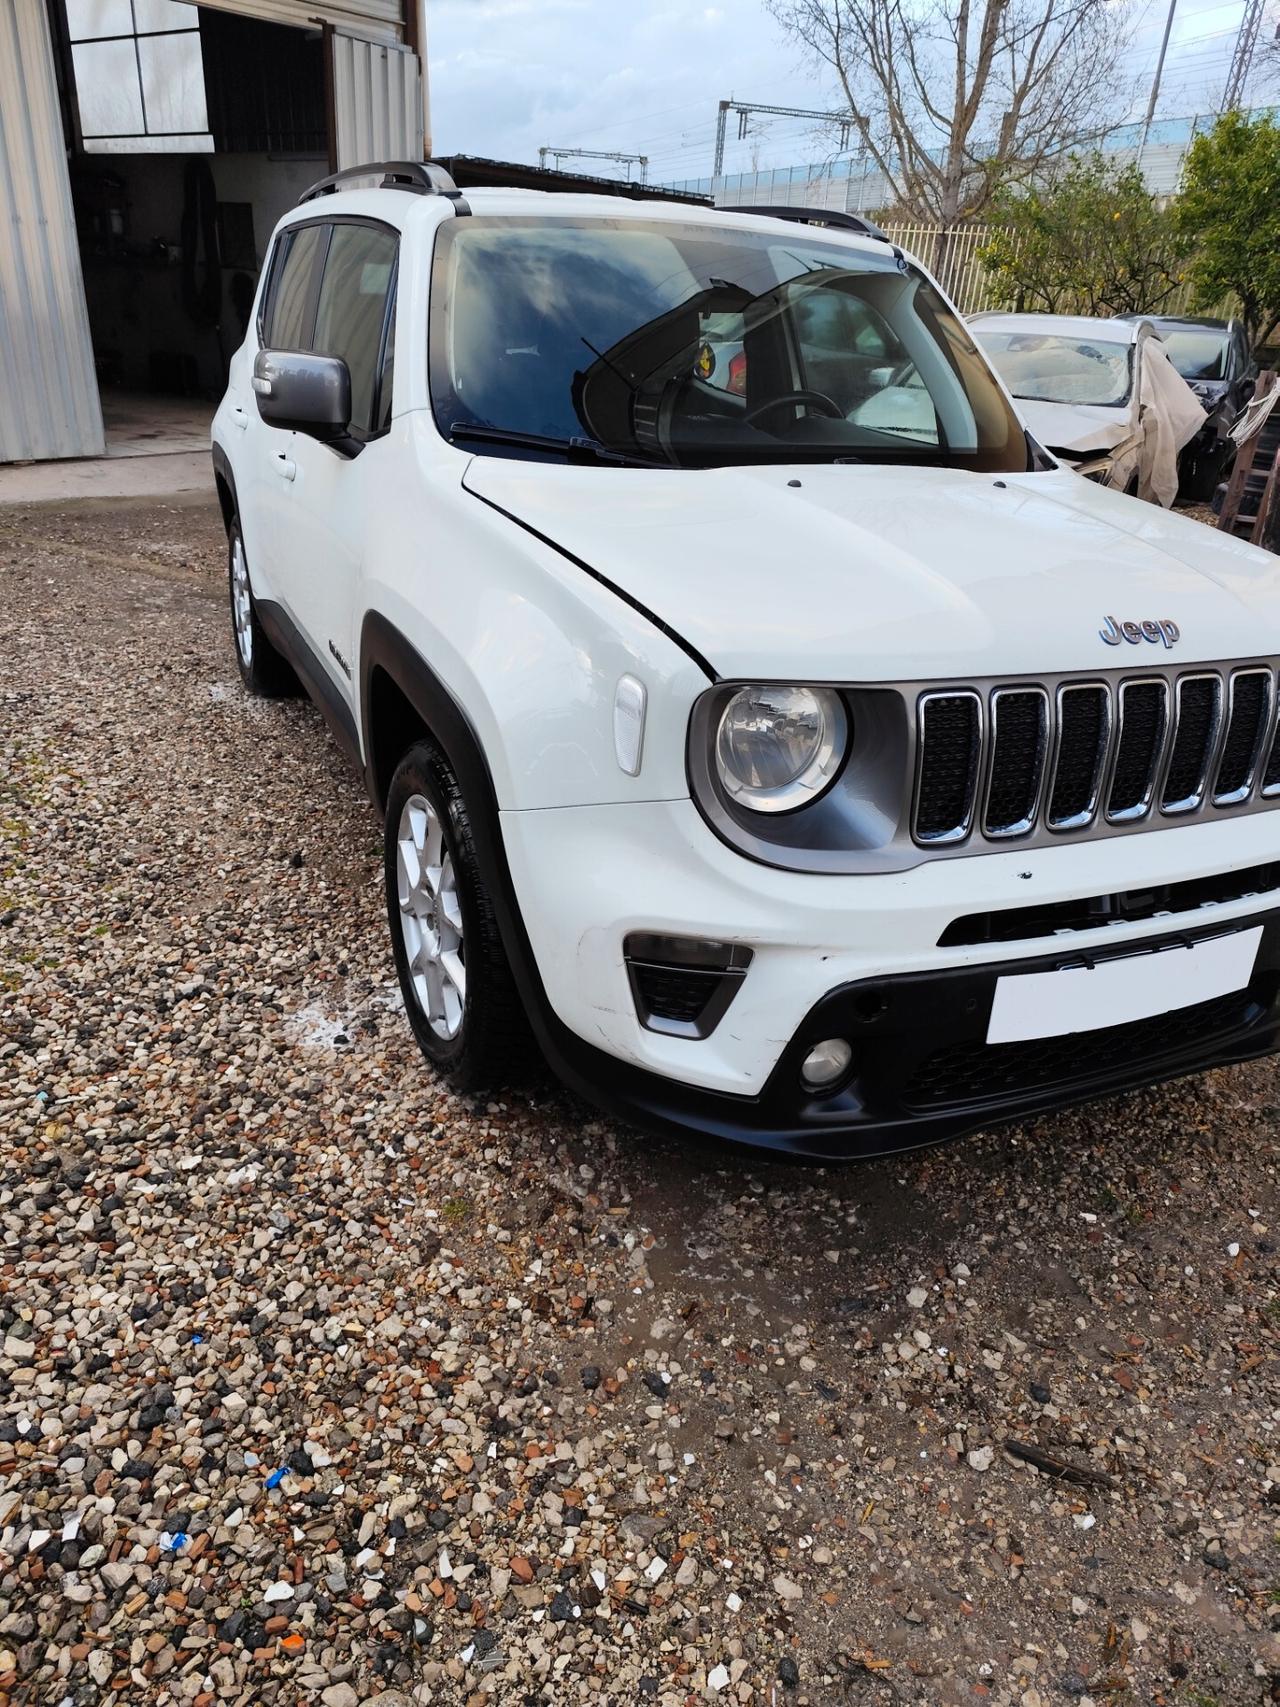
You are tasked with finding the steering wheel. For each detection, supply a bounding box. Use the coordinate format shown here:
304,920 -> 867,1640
745,389 -> 845,430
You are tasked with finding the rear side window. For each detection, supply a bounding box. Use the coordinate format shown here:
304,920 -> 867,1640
262,225 -> 325,350
312,224 -> 399,436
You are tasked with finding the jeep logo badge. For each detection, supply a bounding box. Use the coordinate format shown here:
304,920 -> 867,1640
1099,614 -> 1180,649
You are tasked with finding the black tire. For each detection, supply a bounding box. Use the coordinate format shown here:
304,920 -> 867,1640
384,738 -> 534,1090
227,517 -> 297,697
1182,445 -> 1231,504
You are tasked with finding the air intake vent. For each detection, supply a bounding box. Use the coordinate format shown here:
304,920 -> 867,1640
1106,680 -> 1169,821
1265,717 -> 1280,796
907,663 -> 1280,851
1215,669 -> 1271,803
914,693 -> 982,842
983,688 -> 1048,837
1047,684 -> 1110,828
624,934 -> 752,1039
1162,673 -> 1221,812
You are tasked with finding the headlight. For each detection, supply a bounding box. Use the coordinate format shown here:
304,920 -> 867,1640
714,684 -> 848,814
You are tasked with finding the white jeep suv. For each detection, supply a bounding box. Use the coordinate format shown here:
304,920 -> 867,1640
212,160 -> 1280,1160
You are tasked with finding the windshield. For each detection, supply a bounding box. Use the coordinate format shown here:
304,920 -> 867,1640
429,216 -> 1029,471
1158,326 -> 1228,381
979,331 -> 1133,407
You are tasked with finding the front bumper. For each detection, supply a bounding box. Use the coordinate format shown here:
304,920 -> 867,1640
543,910 -> 1280,1159
500,798 -> 1280,1157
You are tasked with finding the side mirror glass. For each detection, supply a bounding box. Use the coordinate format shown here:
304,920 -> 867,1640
253,349 -> 351,441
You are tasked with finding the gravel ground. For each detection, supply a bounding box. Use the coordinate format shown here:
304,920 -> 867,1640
2,494 -> 1279,1707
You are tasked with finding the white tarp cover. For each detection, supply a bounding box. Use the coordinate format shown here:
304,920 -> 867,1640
1139,339 -> 1207,508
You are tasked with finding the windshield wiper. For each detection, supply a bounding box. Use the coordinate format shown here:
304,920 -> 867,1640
447,422 -> 662,468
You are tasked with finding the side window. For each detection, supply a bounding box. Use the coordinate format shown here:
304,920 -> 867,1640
262,225 -> 326,351
312,223 -> 399,438
793,287 -> 906,417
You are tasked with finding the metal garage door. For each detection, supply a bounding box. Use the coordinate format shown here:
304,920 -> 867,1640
199,0 -> 404,38
331,30 -> 424,168
0,0 -> 105,462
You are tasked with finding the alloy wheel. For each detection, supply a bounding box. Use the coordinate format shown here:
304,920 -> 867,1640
231,532 -> 253,667
395,793 -> 466,1039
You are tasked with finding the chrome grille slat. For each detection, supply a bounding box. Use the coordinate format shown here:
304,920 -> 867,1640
1045,682 -> 1111,830
1263,691 -> 1280,797
1106,679 -> 1170,822
913,691 -> 983,844
983,687 -> 1049,838
909,664 -> 1280,848
1161,672 -> 1223,814
1214,667 -> 1272,804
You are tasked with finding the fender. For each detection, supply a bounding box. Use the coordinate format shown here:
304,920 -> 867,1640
210,443 -> 237,533
359,609 -> 578,1067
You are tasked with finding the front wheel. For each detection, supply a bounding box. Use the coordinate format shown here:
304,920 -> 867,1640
384,740 -> 533,1089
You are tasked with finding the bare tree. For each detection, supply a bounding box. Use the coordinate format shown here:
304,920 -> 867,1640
769,0 -> 1131,245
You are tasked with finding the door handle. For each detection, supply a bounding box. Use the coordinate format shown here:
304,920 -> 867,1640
274,456 -> 296,482
231,405 -> 248,431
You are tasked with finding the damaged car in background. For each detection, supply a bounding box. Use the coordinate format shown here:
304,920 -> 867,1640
1116,313 -> 1258,500
971,312 -> 1205,504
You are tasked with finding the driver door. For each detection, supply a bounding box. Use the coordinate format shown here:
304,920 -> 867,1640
265,219 -> 399,723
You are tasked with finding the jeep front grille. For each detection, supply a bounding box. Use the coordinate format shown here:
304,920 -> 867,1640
913,665 -> 1280,846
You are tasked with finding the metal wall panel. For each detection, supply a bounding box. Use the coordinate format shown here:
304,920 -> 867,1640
331,30 -> 422,168
198,0 -> 404,45
0,0 -> 105,462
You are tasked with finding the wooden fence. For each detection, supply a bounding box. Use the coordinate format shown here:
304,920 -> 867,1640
879,220 -> 1227,319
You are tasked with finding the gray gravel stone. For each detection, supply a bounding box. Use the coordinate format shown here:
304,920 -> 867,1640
0,494 -> 1276,1705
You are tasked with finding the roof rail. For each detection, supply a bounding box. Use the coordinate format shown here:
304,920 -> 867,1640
721,204 -> 888,242
298,160 -> 464,206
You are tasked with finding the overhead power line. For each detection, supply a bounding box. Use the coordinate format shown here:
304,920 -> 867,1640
713,99 -> 855,177
537,147 -> 648,182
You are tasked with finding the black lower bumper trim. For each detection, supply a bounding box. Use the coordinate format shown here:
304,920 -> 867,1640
542,911 -> 1280,1160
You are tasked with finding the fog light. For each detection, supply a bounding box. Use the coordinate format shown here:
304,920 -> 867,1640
800,1037 -> 853,1090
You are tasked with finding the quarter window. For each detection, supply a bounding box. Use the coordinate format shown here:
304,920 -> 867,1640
262,225 -> 325,351
312,224 -> 399,437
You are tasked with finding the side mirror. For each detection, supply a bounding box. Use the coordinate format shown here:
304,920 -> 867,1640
253,348 -> 351,441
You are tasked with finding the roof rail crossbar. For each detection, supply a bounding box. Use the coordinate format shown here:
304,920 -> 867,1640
721,204 -> 889,242
298,160 -> 462,205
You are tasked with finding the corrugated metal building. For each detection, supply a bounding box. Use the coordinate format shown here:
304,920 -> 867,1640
0,0 -> 428,463
0,0 -> 105,460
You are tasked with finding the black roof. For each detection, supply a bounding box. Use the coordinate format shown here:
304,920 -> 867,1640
434,155 -> 710,204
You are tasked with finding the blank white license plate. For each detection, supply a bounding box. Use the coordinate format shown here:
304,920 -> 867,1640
986,926 -> 1262,1045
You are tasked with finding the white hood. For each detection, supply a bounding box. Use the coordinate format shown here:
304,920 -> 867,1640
1018,399 -> 1133,457
463,459 -> 1280,681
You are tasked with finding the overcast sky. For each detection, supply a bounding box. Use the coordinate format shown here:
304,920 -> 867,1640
425,0 -> 1258,186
